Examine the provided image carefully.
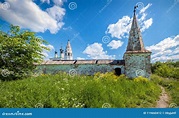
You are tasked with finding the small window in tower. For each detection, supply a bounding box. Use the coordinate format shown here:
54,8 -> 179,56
68,53 -> 70,56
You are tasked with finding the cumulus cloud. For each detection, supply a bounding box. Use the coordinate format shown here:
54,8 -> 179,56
0,0 -> 65,34
146,35 -> 179,62
107,40 -> 124,49
46,5 -> 65,21
106,16 -> 131,39
140,18 -> 153,32
41,44 -> 55,60
83,43 -> 115,59
106,3 -> 153,39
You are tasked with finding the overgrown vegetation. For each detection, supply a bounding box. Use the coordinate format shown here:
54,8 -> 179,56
151,74 -> 179,106
151,61 -> 179,79
0,72 -> 161,108
151,61 -> 179,106
0,25 -> 49,80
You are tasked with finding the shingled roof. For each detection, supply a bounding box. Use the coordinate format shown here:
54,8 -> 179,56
126,7 -> 151,54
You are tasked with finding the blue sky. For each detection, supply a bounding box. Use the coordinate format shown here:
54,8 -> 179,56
0,0 -> 179,62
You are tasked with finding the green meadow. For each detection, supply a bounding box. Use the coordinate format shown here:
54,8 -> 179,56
0,72 -> 161,108
0,61 -> 178,108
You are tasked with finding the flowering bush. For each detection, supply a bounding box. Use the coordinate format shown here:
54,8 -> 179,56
134,76 -> 149,83
94,72 -> 124,81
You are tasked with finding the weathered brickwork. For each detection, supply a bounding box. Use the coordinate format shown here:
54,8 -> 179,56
36,60 -> 125,76
124,52 -> 151,78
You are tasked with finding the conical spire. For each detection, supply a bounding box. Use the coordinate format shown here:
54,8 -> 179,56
126,6 -> 146,52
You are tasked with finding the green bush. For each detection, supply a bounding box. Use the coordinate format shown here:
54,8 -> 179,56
152,61 -> 179,79
0,25 -> 49,81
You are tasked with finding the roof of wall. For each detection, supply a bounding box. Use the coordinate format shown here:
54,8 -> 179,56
38,60 -> 125,65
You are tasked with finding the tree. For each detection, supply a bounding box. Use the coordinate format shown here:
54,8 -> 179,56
151,61 -> 162,73
0,25 -> 49,80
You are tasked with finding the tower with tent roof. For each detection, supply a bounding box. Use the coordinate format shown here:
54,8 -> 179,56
123,6 -> 152,78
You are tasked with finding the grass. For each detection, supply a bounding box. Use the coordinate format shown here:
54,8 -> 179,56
0,72 -> 161,108
151,74 -> 179,106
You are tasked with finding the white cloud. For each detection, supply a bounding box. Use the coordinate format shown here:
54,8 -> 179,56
141,18 -> 153,32
52,0 -> 65,6
83,43 -> 115,59
146,35 -> 179,62
40,0 -> 66,6
77,57 -> 85,60
41,44 -> 55,60
106,16 -> 131,39
138,13 -> 147,21
107,40 -> 124,49
140,3 -> 152,14
46,44 -> 55,50
106,3 -> 153,39
0,0 -> 65,34
46,5 -> 65,21
40,0 -> 50,4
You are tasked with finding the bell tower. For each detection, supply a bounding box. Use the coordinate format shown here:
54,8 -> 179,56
124,6 -> 152,78
65,40 -> 73,60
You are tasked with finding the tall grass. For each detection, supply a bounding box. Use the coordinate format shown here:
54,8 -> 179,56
0,72 -> 161,108
151,74 -> 179,106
